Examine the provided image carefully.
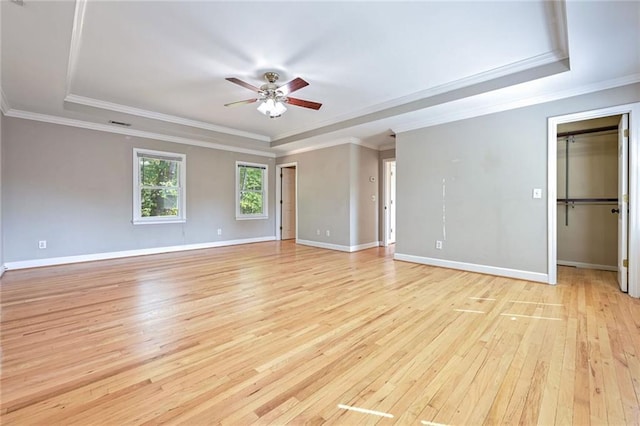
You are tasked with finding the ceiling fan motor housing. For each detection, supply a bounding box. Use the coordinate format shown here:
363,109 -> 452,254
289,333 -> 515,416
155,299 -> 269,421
264,72 -> 280,83
260,73 -> 286,104
260,73 -> 282,96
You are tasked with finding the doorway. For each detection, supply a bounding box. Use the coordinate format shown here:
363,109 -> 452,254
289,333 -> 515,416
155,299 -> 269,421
276,163 -> 297,241
548,103 -> 639,298
383,159 -> 396,246
556,116 -> 623,278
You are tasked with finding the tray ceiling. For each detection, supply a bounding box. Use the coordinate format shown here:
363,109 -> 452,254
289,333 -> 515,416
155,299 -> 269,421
1,1 -> 639,154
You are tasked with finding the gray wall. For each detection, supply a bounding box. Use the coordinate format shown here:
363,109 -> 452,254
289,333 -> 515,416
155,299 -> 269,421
277,143 -> 379,248
0,0 -> 3,274
350,144 -> 379,246
0,113 -> 4,273
3,117 -> 275,262
278,144 -> 352,246
396,83 -> 640,274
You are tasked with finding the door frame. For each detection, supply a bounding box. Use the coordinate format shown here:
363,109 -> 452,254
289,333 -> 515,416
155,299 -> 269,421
382,158 -> 396,247
547,102 -> 639,298
275,162 -> 298,241
618,114 -> 629,292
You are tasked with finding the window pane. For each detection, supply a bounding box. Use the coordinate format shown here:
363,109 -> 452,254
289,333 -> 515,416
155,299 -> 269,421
239,167 -> 263,191
141,188 -> 179,217
240,191 -> 264,215
140,157 -> 179,187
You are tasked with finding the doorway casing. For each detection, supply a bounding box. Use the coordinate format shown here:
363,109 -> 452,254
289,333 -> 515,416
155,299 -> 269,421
547,102 -> 639,298
382,158 -> 396,247
275,162 -> 298,241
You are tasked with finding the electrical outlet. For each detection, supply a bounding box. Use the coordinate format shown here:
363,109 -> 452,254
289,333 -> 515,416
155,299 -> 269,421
326,230 -> 330,237
217,228 -> 222,236
316,229 -> 320,236
39,240 -> 47,249
436,240 -> 443,250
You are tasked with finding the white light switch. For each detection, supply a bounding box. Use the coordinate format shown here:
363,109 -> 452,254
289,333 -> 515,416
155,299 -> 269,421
533,188 -> 542,199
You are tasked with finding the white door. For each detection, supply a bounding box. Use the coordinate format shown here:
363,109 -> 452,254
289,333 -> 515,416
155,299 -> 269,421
281,167 -> 296,240
618,114 -> 629,292
386,161 -> 396,245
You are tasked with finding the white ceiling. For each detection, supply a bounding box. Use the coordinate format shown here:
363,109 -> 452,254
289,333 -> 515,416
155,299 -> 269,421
1,1 -> 639,156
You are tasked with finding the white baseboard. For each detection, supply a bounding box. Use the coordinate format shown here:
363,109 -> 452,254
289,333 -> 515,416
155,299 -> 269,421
557,260 -> 617,272
296,239 -> 379,253
4,236 -> 276,270
394,253 -> 549,284
352,241 -> 381,251
0,264 -> 5,278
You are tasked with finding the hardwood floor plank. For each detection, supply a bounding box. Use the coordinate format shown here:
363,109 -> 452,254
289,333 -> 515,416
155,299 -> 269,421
598,324 -> 627,425
555,273 -> 579,426
586,280 -> 608,424
536,313 -> 567,425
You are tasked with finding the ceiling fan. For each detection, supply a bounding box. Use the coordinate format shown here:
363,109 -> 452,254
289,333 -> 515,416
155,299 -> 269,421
224,72 -> 322,118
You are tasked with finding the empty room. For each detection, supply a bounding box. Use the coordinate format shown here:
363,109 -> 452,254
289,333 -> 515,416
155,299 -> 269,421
1,1 -> 639,424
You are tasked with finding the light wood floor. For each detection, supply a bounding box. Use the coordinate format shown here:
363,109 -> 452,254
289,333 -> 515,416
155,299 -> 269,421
1,241 -> 639,425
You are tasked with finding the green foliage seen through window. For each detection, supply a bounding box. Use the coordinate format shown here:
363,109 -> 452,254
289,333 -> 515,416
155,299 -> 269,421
140,157 -> 180,217
239,166 -> 264,215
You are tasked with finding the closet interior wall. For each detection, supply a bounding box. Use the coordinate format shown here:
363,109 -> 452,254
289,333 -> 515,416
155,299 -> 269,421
557,116 -> 620,270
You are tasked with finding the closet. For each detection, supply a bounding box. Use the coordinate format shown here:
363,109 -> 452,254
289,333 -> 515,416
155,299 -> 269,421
557,116 -> 621,271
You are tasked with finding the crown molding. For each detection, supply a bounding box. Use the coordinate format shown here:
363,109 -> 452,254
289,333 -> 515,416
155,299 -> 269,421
360,140 -> 382,151
272,50 -> 568,143
65,94 -> 270,142
275,136 -> 385,157
0,89 -> 9,114
378,143 -> 396,151
386,51 -> 568,113
4,109 -> 276,158
392,73 -> 640,134
276,137 -> 361,157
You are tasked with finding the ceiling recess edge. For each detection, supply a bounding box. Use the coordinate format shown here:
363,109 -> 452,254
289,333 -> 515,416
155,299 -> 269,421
64,94 -> 271,142
65,0 -> 87,97
391,73 -> 640,135
4,109 -> 277,158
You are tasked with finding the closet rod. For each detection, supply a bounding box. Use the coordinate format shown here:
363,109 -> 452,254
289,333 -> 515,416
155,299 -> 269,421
557,125 -> 618,138
557,197 -> 618,203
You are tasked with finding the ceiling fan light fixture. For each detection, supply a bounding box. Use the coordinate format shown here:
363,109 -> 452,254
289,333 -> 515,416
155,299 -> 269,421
257,97 -> 287,118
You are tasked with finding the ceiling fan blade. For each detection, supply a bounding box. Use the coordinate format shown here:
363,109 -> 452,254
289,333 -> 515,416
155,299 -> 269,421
224,98 -> 258,107
286,97 -> 322,110
278,77 -> 309,95
226,77 -> 261,93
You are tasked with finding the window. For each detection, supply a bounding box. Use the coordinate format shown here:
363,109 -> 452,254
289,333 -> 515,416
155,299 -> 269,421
236,162 -> 268,219
133,148 -> 186,224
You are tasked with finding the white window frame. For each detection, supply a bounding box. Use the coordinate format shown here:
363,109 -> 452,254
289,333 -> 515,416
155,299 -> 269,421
133,148 -> 186,225
236,161 -> 268,220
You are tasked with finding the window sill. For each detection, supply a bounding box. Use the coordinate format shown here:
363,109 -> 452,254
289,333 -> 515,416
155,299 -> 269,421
236,216 -> 268,221
133,218 -> 186,225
